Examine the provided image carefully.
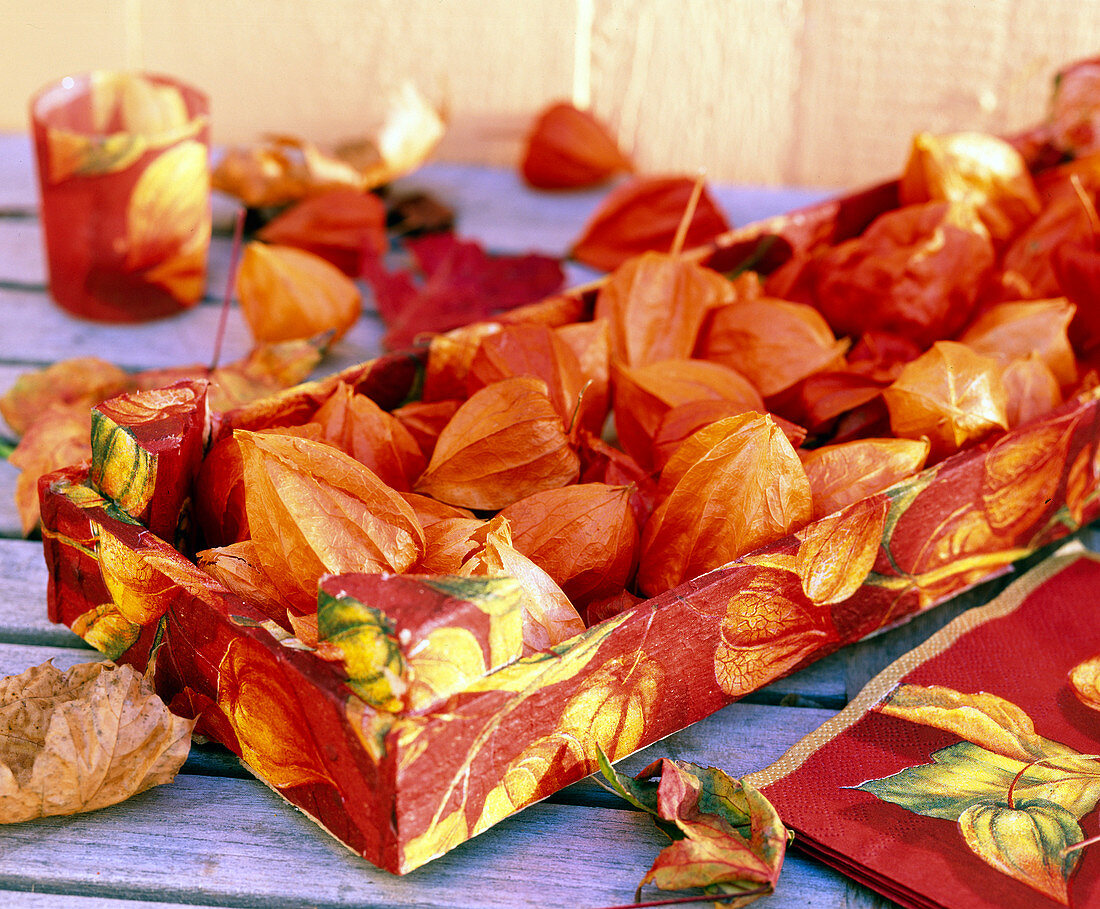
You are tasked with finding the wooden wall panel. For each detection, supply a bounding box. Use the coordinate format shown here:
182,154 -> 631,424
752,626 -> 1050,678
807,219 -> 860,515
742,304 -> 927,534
2,1 -> 1100,188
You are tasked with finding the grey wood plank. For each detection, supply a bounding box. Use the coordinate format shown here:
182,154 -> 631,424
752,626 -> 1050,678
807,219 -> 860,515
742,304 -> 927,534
0,134 -> 35,211
0,772 -> 870,909
0,540 -> 90,647
0,895 -> 241,909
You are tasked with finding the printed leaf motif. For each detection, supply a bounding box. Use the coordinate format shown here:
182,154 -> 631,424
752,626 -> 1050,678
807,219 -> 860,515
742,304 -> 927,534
0,661 -> 193,823
316,590 -> 406,711
958,800 -> 1082,905
415,376 -> 580,511
596,751 -> 789,906
70,604 -> 141,661
1070,654 -> 1100,712
125,139 -> 210,303
217,636 -> 334,789
795,496 -> 889,605
236,242 -> 362,344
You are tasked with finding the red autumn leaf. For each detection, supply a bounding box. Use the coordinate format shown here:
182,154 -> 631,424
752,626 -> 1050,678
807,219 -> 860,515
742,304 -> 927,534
255,189 -> 388,276
697,297 -> 849,397
637,413 -> 812,597
311,380 -> 426,490
811,201 -> 996,346
236,242 -> 362,343
882,340 -> 1009,462
520,101 -> 632,190
459,515 -> 585,654
959,298 -> 1077,389
612,358 -> 764,469
361,232 -> 564,350
571,175 -> 732,272
801,437 -> 930,520
498,483 -> 640,607
414,376 -> 580,510
595,251 -> 737,367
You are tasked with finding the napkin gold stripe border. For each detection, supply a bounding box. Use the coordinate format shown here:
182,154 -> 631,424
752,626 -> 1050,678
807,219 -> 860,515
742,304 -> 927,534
744,541 -> 1099,789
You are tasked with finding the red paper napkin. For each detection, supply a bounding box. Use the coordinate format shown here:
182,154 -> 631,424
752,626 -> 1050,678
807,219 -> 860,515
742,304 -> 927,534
749,547 -> 1100,909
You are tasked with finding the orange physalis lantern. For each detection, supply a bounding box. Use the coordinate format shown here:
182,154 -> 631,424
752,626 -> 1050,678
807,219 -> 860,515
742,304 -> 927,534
520,102 -> 632,190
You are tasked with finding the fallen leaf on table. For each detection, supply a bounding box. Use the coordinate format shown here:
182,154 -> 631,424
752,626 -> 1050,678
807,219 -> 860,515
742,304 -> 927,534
236,242 -> 362,344
0,357 -> 130,437
570,175 -> 732,272
8,404 -> 93,535
211,82 -> 445,208
520,101 -> 632,190
595,748 -> 789,907
256,189 -> 389,276
0,660 -> 194,823
362,232 -> 564,351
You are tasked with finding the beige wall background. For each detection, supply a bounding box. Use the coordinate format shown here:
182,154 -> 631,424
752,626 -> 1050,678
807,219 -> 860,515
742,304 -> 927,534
4,0 -> 1100,189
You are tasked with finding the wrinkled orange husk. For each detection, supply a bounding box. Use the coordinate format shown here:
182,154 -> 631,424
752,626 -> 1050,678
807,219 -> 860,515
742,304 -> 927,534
193,423 -> 325,547
801,437 -> 931,520
697,297 -> 850,397
899,131 -> 1041,245
498,483 -> 640,607
255,189 -> 388,275
236,430 -> 425,613
556,320 -> 612,436
520,101 -> 633,190
415,376 -> 580,510
652,399 -> 806,471
399,491 -> 474,527
466,323 -> 591,430
312,381 -> 427,491
203,340 -> 326,412
9,405 -> 92,535
959,297 -> 1078,389
570,175 -> 732,272
389,399 -> 460,460
576,429 -> 660,529
1048,61 -> 1100,157
0,358 -> 130,437
882,340 -> 1009,462
422,322 -> 503,403
235,242 -> 362,344
458,516 -> 585,653
595,251 -> 736,366
812,201 -> 996,346
417,515 -> 486,574
637,413 -> 813,597
612,358 -> 764,470
1002,354 -> 1065,428
788,370 -> 888,433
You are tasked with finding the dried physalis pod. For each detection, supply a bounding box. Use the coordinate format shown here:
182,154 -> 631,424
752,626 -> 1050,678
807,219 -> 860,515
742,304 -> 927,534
391,399 -> 461,459
899,131 -> 1041,245
422,322 -> 502,402
637,413 -> 812,597
414,376 -> 580,510
236,242 -> 361,343
498,483 -> 640,607
311,381 -> 426,490
1047,59 -> 1100,158
235,430 -> 425,614
572,176 -> 732,272
612,358 -> 764,470
653,399 -> 806,470
959,298 -> 1077,389
459,515 -> 585,653
595,251 -> 736,366
813,201 -> 995,346
697,297 -> 849,397
882,340 -> 1009,462
801,437 -> 930,520
521,101 -> 633,190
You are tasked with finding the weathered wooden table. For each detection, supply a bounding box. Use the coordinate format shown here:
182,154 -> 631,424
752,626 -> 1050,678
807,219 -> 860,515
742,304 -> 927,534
0,132 -> 1080,909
